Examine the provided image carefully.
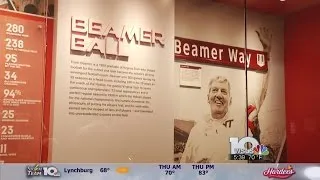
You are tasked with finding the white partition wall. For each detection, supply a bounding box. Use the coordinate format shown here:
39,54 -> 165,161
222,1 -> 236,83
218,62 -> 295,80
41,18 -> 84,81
51,0 -> 175,163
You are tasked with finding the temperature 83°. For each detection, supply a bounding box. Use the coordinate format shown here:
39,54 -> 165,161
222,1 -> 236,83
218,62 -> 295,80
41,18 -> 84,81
198,170 -> 209,176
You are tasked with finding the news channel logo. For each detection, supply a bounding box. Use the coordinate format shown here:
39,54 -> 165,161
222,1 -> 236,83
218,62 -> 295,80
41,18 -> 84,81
26,164 -> 60,177
229,137 -> 269,156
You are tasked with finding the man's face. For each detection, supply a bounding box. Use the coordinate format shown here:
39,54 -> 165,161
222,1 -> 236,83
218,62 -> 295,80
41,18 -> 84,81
207,81 -> 231,117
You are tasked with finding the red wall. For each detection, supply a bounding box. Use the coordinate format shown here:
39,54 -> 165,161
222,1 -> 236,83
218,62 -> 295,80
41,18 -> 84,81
41,18 -> 54,163
285,5 -> 320,162
0,10 -> 53,163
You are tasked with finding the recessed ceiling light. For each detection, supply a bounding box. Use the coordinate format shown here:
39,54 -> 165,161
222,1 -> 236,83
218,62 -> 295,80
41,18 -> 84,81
280,0 -> 285,2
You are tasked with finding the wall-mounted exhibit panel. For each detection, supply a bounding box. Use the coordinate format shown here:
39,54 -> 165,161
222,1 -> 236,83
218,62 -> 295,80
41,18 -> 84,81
0,9 -> 51,163
173,0 -> 286,163
51,0 -> 175,163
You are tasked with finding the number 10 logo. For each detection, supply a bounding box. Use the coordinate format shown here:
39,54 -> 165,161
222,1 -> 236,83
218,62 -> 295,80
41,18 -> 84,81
229,137 -> 260,154
43,167 -> 60,177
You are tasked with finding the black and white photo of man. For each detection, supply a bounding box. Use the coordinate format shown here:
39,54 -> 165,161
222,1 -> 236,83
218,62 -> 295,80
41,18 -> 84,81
180,76 -> 242,163
179,28 -> 273,163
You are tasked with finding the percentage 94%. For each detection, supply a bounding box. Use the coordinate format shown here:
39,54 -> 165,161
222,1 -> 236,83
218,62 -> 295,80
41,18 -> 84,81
4,89 -> 22,98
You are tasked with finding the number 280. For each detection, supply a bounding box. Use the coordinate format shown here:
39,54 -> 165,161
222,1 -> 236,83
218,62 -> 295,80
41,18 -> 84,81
6,23 -> 24,34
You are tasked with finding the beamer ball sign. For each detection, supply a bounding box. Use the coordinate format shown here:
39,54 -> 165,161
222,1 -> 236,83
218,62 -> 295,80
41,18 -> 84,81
70,16 -> 165,58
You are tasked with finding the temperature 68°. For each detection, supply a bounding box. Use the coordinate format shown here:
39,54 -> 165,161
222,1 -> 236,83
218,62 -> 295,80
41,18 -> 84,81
100,168 -> 110,173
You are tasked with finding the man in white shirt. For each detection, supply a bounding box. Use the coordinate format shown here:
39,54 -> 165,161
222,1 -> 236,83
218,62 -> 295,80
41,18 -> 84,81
180,76 -> 243,163
180,28 -> 272,163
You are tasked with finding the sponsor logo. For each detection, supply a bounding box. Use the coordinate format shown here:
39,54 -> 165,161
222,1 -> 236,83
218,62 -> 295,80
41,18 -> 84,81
263,165 -> 295,179
253,144 -> 269,156
26,164 -> 60,177
230,137 -> 269,156
116,167 -> 129,174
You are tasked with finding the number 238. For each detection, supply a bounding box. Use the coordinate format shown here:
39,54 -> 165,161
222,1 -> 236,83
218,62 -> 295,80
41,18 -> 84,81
5,38 -> 24,49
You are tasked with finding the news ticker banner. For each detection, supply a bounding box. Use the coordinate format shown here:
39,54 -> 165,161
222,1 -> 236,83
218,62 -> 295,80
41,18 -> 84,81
0,164 -> 319,180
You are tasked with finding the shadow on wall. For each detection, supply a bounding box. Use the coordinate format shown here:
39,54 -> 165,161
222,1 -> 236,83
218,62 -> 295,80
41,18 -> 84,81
174,119 -> 195,163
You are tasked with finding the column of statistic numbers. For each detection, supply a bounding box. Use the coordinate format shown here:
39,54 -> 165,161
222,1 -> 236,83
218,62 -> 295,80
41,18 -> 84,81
1,23 -> 26,161
0,16 -> 45,163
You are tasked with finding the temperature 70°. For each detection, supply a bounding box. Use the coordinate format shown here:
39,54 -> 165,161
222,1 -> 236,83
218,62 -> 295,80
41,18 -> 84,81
165,170 -> 175,175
